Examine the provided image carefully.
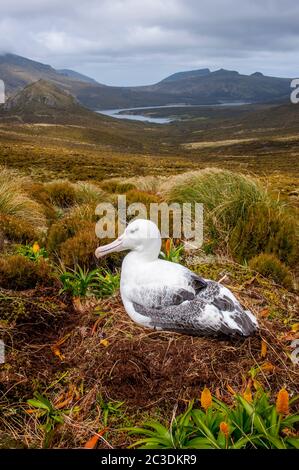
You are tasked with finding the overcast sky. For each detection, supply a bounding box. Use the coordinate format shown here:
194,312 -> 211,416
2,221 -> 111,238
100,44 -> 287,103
0,0 -> 298,85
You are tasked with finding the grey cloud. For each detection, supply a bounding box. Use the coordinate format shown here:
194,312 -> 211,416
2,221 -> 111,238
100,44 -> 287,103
0,0 -> 298,85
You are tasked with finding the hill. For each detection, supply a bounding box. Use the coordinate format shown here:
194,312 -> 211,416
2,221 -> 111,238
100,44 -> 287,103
0,53 -> 58,95
0,53 -> 104,97
56,69 -> 99,84
139,68 -> 292,104
0,54 -> 293,109
0,79 -> 92,123
160,68 -> 211,82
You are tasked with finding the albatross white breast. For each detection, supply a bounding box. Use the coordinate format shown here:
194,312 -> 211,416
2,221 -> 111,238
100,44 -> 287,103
95,219 -> 258,337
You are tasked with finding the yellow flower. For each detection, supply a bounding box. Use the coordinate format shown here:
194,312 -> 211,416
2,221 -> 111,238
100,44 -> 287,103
165,239 -> 171,257
219,421 -> 229,437
260,339 -> 267,358
276,388 -> 289,415
243,386 -> 253,403
100,339 -> 109,347
32,242 -> 40,254
200,387 -> 212,411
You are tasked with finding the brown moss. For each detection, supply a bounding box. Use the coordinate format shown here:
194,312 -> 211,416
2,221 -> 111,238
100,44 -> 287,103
125,189 -> 161,206
249,253 -> 294,290
23,182 -> 57,223
45,181 -> 77,208
0,214 -> 38,244
59,228 -> 98,268
0,255 -> 54,290
46,204 -> 97,253
100,180 -> 137,194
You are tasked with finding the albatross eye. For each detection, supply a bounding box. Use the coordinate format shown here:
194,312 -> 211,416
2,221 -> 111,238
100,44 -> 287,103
129,227 -> 139,234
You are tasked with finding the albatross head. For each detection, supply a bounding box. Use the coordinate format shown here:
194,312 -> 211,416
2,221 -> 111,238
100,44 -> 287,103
95,219 -> 162,260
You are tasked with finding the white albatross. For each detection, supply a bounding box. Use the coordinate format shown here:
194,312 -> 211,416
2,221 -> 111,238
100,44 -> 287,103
95,219 -> 258,337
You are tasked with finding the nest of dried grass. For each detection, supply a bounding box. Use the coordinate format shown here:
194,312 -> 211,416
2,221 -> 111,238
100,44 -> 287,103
0,271 -> 298,448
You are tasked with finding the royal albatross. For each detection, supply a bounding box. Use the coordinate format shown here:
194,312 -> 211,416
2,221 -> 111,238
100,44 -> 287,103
95,219 -> 258,337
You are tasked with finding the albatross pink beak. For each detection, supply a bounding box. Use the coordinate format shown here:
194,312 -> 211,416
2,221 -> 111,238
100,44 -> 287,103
95,235 -> 124,258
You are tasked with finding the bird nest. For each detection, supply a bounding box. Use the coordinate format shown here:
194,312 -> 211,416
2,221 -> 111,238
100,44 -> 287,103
0,276 -> 298,448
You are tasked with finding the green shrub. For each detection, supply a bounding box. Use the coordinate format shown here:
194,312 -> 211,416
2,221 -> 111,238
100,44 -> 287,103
160,239 -> 184,263
17,242 -> 48,262
249,253 -> 293,289
125,387 -> 299,449
27,392 -> 76,448
95,269 -> 120,297
0,255 -> 54,290
59,265 -> 99,297
46,203 -> 124,268
165,169 -> 299,266
230,204 -> 298,266
59,266 -> 119,298
0,214 -> 38,244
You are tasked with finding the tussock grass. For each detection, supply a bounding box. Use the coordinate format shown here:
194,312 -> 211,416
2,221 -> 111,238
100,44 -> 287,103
163,168 -> 299,265
44,180 -> 77,208
75,181 -> 107,204
100,179 -> 137,194
0,166 -> 46,228
45,179 -> 109,209
100,175 -> 168,195
121,175 -> 168,193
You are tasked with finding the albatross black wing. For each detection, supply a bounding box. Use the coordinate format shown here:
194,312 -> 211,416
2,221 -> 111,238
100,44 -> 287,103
132,280 -> 258,337
127,273 -> 207,309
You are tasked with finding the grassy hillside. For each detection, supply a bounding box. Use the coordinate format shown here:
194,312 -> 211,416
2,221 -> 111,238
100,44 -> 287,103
1,96 -> 298,186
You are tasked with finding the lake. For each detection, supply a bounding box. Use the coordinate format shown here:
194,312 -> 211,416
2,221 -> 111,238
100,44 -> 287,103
96,106 -> 175,124
96,102 -> 251,125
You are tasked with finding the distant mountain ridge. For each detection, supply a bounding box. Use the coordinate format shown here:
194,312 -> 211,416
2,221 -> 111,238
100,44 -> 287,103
0,53 -> 293,110
161,68 -> 211,82
0,53 -> 105,96
57,69 -> 98,84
